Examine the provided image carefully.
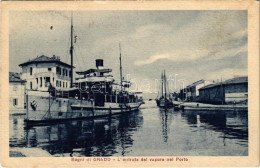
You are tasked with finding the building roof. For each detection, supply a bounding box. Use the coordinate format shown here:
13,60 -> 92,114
199,76 -> 248,90
198,82 -> 220,90
19,55 -> 74,68
9,72 -> 26,83
224,76 -> 248,85
186,79 -> 205,88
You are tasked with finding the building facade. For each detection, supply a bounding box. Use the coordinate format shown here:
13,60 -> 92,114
199,76 -> 248,104
9,72 -> 26,111
19,55 -> 73,91
184,79 -> 213,101
224,77 -> 248,104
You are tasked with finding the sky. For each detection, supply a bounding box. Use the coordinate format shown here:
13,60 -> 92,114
9,10 -> 247,94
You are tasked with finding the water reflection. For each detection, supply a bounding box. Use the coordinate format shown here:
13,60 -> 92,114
181,110 -> 248,141
12,111 -> 143,157
10,102 -> 248,156
159,108 -> 174,143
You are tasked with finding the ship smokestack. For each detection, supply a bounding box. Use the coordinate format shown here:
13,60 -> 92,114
96,59 -> 104,70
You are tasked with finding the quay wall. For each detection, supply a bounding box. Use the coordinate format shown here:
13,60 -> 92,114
199,83 -> 248,104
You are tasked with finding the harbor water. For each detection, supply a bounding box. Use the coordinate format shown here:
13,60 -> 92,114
9,101 -> 248,157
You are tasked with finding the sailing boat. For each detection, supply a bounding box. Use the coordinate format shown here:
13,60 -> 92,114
23,16 -> 144,125
155,70 -> 173,108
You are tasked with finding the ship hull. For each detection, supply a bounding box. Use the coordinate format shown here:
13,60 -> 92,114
156,98 -> 173,108
25,91 -> 143,125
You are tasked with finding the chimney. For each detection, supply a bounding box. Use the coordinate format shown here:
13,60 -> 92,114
96,59 -> 104,70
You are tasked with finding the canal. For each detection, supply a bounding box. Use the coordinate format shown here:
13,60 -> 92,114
9,101 -> 248,156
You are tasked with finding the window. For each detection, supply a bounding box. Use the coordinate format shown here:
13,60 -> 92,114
48,68 -> 52,72
66,70 -> 68,76
30,67 -> 33,76
45,77 -> 50,87
69,71 -> 72,77
63,69 -> 65,76
13,98 -> 18,106
30,82 -> 33,90
40,77 -> 42,87
56,80 -> 59,87
56,67 -> 61,75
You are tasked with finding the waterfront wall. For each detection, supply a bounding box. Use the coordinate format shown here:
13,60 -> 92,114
225,83 -> 248,104
199,82 -> 248,104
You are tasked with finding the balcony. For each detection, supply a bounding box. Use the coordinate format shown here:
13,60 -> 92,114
33,72 -> 54,78
33,72 -> 70,81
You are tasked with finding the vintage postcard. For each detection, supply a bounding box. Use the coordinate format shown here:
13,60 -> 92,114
0,1 -> 259,167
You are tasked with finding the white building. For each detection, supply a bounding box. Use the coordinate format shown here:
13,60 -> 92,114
9,72 -> 26,112
19,55 -> 73,91
186,79 -> 213,101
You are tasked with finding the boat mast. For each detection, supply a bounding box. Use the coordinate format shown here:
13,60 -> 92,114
164,70 -> 167,99
221,76 -> 224,105
119,43 -> 123,93
70,13 -> 74,88
161,72 -> 163,97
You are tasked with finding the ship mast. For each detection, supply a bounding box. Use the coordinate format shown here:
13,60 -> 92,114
119,43 -> 123,93
164,70 -> 167,99
161,72 -> 163,97
70,13 -> 74,88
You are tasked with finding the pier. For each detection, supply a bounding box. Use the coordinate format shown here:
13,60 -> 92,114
10,147 -> 52,157
180,102 -> 248,112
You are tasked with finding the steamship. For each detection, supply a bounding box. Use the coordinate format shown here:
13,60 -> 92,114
24,17 -> 144,125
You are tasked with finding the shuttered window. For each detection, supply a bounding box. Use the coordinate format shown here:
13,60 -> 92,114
13,98 -> 18,106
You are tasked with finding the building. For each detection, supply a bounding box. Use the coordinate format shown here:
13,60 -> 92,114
224,77 -> 248,104
182,79 -> 213,101
199,76 -> 248,104
9,72 -> 26,111
19,55 -> 73,91
179,88 -> 186,101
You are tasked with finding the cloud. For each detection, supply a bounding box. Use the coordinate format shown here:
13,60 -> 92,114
134,25 -> 247,66
134,48 -> 209,66
131,11 -> 247,66
205,68 -> 247,81
210,43 -> 247,60
131,24 -> 171,40
135,54 -> 170,66
230,29 -> 247,41
9,10 -> 247,90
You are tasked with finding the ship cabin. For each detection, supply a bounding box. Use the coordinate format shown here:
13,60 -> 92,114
73,59 -> 141,106
75,59 -> 114,94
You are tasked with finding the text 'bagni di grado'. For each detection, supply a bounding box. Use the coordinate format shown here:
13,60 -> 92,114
71,157 -> 189,162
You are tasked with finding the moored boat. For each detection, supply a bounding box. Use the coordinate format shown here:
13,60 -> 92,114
24,17 -> 144,125
155,70 -> 173,109
24,60 -> 144,125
